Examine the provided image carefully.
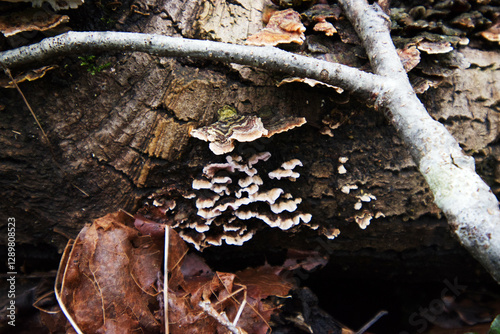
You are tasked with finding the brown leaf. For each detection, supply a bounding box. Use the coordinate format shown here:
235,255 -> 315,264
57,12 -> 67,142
282,248 -> 329,272
54,212 -> 298,333
57,211 -> 162,333
236,265 -> 293,298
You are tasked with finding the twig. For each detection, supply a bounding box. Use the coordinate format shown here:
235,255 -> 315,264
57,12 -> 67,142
164,226 -> 169,334
54,239 -> 84,334
199,301 -> 246,334
232,296 -> 246,327
355,310 -> 388,334
0,31 -> 380,97
2,67 -> 51,146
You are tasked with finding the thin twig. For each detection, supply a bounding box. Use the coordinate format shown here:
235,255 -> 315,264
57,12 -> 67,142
1,65 -> 90,198
355,310 -> 388,334
164,226 -> 169,334
2,67 -> 51,146
232,293 -> 246,327
199,301 -> 246,334
54,239 -> 84,334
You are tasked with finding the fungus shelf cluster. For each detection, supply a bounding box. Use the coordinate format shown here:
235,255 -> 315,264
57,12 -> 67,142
138,106 -> 315,250
142,151 -> 312,250
190,105 -> 306,155
189,152 -> 311,248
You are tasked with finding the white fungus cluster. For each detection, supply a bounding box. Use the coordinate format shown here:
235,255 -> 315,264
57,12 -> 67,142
334,156 -> 385,231
176,152 -> 311,250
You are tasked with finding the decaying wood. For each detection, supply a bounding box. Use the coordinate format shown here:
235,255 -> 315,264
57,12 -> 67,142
0,0 -> 499,282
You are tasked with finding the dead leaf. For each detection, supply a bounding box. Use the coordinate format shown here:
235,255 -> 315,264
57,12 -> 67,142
51,211 -> 320,333
56,211 -> 163,333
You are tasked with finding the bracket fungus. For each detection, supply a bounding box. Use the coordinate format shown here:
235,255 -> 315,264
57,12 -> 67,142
301,3 -> 341,37
480,22 -> 500,44
0,9 -> 69,37
190,105 -> 306,155
140,151 -> 311,250
246,8 -> 306,46
190,106 -> 268,155
3,0 -> 84,10
268,159 -> 303,181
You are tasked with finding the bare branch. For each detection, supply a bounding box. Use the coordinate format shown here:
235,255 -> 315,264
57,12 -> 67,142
0,31 -> 380,98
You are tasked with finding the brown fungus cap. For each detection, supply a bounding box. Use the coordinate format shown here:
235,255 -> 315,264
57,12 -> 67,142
313,18 -> 337,36
301,3 -> 341,37
277,77 -> 344,94
0,9 -> 69,37
246,8 -> 306,46
191,105 -> 306,155
3,0 -> 84,10
480,22 -> 500,44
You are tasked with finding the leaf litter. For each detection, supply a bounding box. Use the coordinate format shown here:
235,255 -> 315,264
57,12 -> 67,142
40,211 -> 342,333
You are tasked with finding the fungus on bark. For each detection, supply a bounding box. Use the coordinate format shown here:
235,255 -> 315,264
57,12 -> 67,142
190,105 -> 306,155
480,22 -> 500,44
140,150 -> 311,250
190,106 -> 268,155
277,77 -> 344,94
246,8 -> 306,46
354,211 -> 373,230
0,9 -> 69,37
3,0 -> 84,10
300,3 -> 342,37
417,40 -> 453,54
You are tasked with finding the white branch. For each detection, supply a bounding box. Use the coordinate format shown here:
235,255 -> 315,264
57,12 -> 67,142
1,1 -> 499,282
0,31 -> 380,97
339,0 -> 500,282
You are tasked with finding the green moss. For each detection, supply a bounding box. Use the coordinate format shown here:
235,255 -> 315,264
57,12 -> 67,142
217,105 -> 238,121
78,55 -> 111,75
